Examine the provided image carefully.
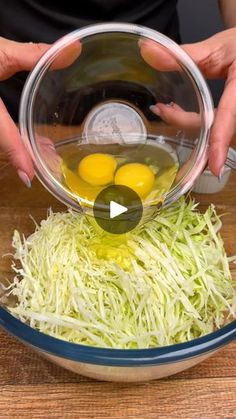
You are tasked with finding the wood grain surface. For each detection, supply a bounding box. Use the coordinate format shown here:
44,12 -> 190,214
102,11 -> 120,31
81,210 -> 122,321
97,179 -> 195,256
0,147 -> 236,418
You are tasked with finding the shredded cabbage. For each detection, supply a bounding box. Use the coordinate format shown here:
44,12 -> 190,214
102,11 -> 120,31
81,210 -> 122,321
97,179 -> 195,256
6,198 -> 236,349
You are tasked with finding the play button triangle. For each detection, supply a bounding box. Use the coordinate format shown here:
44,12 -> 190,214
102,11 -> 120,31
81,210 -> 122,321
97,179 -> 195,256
110,201 -> 128,219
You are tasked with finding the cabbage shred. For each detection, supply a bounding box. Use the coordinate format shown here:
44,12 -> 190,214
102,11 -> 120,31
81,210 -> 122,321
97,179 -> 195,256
7,198 -> 236,349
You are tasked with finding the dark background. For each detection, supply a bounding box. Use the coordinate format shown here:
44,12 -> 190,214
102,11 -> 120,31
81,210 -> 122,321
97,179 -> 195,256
178,0 -> 225,105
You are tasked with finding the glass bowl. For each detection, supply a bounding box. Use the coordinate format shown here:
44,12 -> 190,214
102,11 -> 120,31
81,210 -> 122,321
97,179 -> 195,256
19,23 -> 214,218
0,160 -> 235,382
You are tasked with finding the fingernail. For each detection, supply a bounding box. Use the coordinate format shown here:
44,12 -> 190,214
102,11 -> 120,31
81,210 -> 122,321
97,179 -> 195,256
49,144 -> 56,150
218,166 -> 226,182
138,38 -> 143,48
17,169 -> 31,188
166,101 -> 174,107
149,105 -> 160,115
138,38 -> 148,48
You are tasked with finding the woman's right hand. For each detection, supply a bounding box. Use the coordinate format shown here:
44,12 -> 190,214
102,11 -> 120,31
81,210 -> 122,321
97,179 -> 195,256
0,37 -> 51,186
0,37 -> 81,187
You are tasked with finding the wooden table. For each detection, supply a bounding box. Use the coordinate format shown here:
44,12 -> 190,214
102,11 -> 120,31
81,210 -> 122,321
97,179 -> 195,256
0,152 -> 236,418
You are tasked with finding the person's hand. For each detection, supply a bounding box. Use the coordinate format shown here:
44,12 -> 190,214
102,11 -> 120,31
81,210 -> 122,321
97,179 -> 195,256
0,38 -> 51,186
0,37 -> 81,186
140,28 -> 236,177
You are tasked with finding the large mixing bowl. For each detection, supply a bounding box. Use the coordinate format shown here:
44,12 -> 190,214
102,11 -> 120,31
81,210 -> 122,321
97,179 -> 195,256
0,293 -> 235,382
19,23 -> 214,217
0,160 -> 235,382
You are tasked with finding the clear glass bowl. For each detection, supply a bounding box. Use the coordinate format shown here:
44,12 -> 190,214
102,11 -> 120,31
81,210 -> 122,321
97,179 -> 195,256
19,23 -> 214,216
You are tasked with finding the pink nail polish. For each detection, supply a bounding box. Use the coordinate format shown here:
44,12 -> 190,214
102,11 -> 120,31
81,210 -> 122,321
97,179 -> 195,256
138,38 -> 148,48
49,144 -> 56,150
149,105 -> 160,115
218,166 -> 226,182
166,101 -> 174,107
17,169 -> 31,188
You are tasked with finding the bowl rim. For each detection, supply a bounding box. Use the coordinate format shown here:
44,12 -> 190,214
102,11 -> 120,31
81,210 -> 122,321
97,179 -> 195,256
19,22 -> 214,212
0,307 -> 235,366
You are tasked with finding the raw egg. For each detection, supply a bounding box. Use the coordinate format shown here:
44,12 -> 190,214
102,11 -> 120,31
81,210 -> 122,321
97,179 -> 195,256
63,166 -> 102,203
114,162 -> 154,198
78,153 -> 117,186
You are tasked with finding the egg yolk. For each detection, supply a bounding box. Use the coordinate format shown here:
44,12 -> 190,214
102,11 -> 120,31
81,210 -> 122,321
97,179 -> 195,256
78,153 -> 117,186
63,166 -> 102,203
114,162 -> 154,198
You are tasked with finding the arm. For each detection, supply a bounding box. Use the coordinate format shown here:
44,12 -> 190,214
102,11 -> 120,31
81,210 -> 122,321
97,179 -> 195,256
218,0 -> 236,27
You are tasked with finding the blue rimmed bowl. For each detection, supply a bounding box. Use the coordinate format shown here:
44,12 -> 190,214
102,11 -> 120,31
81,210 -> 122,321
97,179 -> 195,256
0,307 -> 235,382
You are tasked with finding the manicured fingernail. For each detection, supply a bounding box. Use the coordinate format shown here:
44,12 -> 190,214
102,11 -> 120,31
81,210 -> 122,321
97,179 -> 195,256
166,101 -> 174,107
218,166 -> 226,182
149,105 -> 160,115
17,169 -> 31,188
138,38 -> 143,48
138,38 -> 148,48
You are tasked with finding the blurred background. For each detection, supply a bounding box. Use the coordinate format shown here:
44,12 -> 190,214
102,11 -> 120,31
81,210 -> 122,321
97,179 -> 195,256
178,0 -> 225,105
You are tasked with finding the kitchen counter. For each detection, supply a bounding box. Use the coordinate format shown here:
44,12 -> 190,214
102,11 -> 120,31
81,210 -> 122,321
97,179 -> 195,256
0,150 -> 236,419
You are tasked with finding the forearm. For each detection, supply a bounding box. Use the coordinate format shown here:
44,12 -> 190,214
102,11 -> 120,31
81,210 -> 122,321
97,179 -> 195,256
218,0 -> 236,27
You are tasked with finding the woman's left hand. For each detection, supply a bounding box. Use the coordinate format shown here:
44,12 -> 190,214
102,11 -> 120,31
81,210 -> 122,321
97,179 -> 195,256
140,28 -> 236,176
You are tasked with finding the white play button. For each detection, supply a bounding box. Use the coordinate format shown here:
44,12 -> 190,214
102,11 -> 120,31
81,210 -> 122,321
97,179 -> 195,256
110,201 -> 128,219
93,185 -> 143,234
